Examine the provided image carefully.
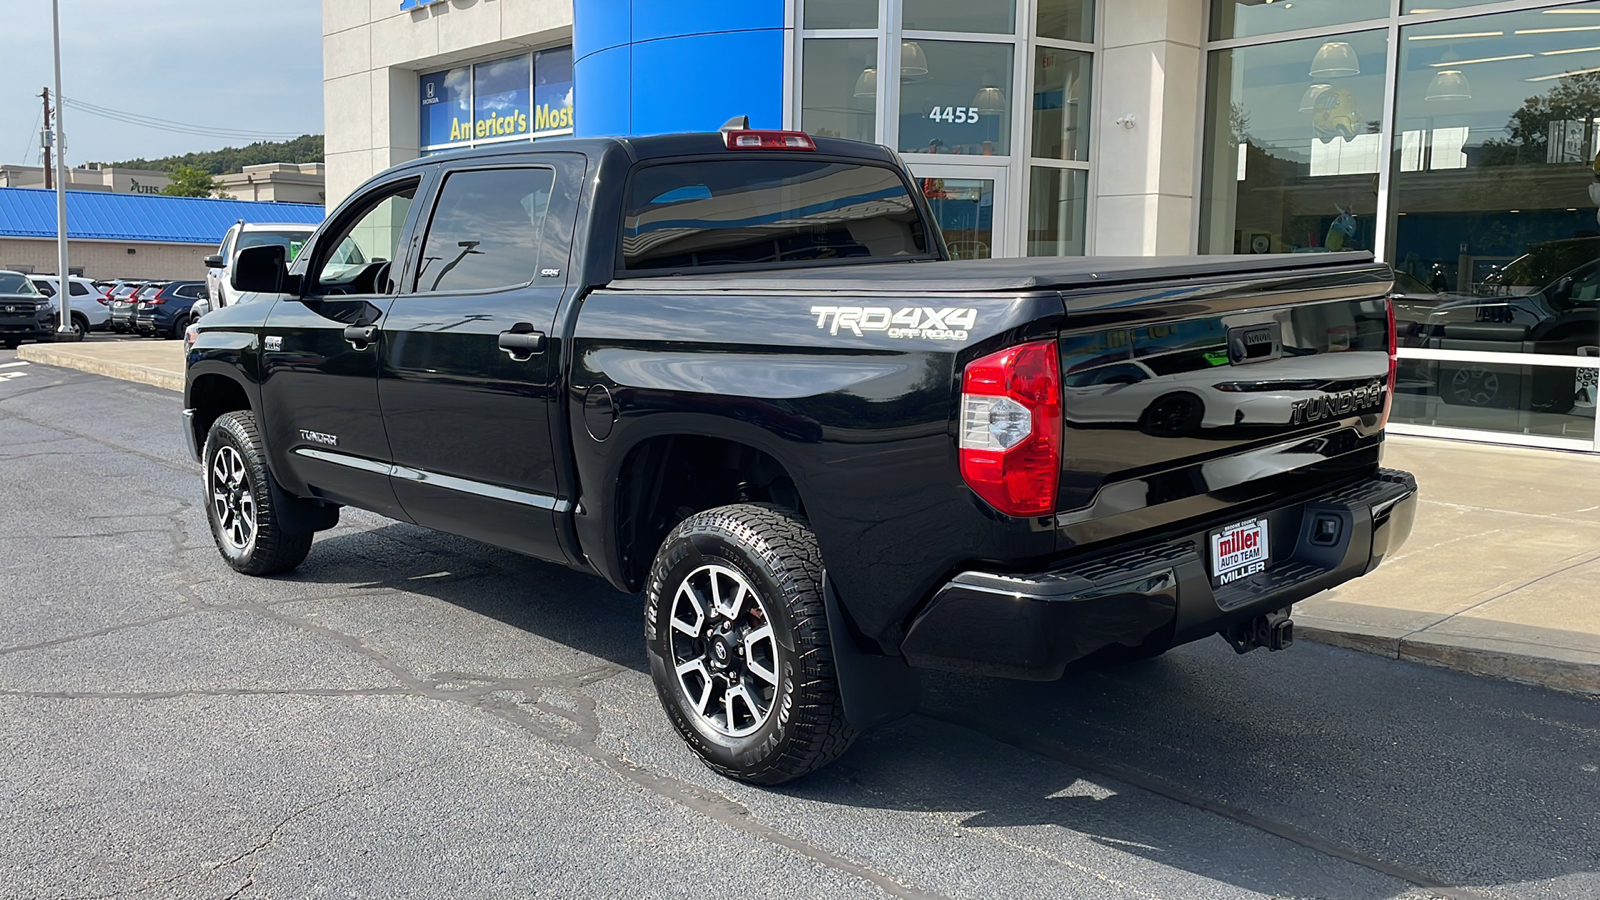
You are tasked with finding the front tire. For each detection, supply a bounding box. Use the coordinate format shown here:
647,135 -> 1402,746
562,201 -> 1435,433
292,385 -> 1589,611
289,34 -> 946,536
645,504 -> 856,785
203,411 -> 313,575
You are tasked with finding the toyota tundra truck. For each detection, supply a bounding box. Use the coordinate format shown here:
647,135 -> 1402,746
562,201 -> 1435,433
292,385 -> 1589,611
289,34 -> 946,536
182,124 -> 1417,784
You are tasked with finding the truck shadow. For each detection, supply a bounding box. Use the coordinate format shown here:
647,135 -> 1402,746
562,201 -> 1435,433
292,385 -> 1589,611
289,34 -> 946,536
293,523 -> 1598,899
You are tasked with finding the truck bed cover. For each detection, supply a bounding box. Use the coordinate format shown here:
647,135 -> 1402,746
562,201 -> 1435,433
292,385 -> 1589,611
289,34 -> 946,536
605,252 -> 1382,294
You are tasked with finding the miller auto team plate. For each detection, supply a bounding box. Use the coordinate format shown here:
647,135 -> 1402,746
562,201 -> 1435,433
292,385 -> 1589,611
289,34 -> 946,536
1212,518 -> 1269,586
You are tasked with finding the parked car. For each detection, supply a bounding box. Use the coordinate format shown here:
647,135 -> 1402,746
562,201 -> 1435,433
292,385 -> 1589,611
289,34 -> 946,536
186,128 -> 1417,785
105,282 -> 145,333
132,281 -> 207,339
112,283 -> 166,333
205,222 -> 317,309
28,275 -> 110,337
0,271 -> 56,349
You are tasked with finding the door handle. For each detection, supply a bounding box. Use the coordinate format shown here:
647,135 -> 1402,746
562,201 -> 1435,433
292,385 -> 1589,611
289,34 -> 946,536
344,324 -> 378,349
498,329 -> 545,361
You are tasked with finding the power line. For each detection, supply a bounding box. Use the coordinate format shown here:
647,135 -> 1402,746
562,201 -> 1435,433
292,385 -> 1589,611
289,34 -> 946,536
65,96 -> 310,138
18,106 -> 42,164
60,96 -> 312,142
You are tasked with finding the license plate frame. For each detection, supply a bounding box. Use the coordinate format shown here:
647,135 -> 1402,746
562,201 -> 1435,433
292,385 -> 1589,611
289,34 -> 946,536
1210,518 -> 1270,587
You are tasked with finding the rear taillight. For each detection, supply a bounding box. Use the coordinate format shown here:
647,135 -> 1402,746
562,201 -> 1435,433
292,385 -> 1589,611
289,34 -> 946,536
959,340 -> 1061,517
148,295 -> 166,305
724,130 -> 816,151
1382,295 -> 1397,427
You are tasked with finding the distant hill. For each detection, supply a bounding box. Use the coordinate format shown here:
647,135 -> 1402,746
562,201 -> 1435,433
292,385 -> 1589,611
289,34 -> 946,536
91,135 -> 323,175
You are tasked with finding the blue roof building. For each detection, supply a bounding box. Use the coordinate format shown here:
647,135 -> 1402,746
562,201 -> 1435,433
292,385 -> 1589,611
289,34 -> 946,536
0,187 -> 325,281
0,188 -> 324,245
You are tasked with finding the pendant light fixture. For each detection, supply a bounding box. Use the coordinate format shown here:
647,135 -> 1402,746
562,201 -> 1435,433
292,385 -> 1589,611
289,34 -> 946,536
1310,41 -> 1360,77
854,67 -> 877,98
973,78 -> 1007,114
1298,83 -> 1332,112
901,41 -> 929,77
1426,69 -> 1472,101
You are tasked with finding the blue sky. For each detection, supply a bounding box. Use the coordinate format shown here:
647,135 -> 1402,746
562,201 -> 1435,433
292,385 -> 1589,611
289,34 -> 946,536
1,0 -> 323,167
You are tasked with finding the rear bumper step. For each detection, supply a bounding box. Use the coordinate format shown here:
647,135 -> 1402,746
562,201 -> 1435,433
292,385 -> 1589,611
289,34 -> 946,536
900,469 -> 1418,680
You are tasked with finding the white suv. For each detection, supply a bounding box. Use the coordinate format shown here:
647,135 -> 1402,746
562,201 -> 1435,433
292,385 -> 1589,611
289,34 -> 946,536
205,222 -> 317,309
28,275 -> 110,337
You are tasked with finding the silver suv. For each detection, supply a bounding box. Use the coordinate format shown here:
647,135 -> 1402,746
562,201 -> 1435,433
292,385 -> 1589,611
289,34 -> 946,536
204,222 -> 317,309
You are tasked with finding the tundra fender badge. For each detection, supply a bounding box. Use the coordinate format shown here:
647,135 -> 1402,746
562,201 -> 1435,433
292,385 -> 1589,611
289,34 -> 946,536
811,306 -> 978,341
299,429 -> 338,447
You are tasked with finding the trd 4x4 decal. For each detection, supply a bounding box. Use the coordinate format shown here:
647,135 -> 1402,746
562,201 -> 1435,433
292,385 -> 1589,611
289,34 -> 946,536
810,306 -> 977,341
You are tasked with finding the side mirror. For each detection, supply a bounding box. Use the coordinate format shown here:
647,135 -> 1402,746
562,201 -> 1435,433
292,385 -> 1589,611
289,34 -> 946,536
204,255 -> 225,269
232,245 -> 296,295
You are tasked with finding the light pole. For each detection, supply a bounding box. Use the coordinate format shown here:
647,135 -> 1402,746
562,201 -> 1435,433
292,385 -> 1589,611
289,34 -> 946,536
50,0 -> 79,341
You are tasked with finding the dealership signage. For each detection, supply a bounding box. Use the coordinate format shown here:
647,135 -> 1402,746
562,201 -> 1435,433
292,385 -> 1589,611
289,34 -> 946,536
420,48 -> 574,149
399,0 -> 447,10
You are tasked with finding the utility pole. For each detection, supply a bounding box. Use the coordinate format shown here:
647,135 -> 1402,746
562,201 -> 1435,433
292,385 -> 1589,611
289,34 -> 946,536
50,0 -> 78,340
40,89 -> 52,190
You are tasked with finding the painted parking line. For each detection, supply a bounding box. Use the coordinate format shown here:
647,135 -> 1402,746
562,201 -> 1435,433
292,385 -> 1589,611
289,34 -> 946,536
0,361 -> 29,368
0,371 -> 28,381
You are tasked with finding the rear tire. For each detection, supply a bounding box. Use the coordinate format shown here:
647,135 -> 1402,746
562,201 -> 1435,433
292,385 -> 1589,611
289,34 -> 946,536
167,315 -> 187,340
645,504 -> 856,785
203,411 -> 313,576
69,315 -> 88,339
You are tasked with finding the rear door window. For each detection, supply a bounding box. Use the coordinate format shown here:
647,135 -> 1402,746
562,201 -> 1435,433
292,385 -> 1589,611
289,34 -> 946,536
621,159 -> 929,273
413,167 -> 554,294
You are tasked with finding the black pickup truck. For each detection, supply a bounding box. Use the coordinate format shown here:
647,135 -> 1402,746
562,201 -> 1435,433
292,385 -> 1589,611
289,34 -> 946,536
183,125 -> 1417,784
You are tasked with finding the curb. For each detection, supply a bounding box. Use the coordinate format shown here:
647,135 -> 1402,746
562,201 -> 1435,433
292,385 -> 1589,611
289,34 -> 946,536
16,344 -> 183,393
1297,622 -> 1600,696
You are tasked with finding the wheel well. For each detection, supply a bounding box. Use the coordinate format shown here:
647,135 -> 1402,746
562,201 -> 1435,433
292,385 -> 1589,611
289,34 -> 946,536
614,435 -> 803,590
190,374 -> 251,446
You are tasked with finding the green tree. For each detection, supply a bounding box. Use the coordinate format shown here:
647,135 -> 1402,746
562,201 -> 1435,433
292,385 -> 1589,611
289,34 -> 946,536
1479,71 -> 1600,166
161,164 -> 219,198
89,134 -> 324,177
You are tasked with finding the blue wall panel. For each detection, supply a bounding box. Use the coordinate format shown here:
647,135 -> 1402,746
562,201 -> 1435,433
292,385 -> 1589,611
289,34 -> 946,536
574,0 -> 787,138
629,31 -> 785,135
573,44 -> 634,136
573,0 -> 632,59
629,0 -> 784,44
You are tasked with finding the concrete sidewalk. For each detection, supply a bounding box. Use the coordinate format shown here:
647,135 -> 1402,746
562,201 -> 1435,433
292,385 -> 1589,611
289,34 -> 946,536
17,337 -> 1600,695
17,335 -> 183,393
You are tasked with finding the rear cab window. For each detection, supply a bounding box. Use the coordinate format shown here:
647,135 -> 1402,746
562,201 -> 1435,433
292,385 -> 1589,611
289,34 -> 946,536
619,158 -> 932,274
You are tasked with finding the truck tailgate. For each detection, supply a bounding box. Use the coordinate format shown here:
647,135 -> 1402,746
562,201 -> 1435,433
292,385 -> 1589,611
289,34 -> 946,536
1052,261 -> 1394,551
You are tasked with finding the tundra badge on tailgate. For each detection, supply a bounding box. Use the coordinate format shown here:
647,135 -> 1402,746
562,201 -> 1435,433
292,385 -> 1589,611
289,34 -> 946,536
811,306 -> 977,341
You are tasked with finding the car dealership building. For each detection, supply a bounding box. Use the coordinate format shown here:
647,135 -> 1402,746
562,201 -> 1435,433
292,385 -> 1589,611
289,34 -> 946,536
325,0 -> 1600,452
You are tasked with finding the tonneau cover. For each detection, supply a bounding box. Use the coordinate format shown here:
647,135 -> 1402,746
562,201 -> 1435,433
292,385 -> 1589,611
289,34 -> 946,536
605,252 -> 1381,294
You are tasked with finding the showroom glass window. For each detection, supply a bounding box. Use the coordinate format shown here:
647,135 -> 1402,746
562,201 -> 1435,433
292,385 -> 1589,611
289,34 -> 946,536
797,0 -> 1096,258
1200,0 -> 1600,451
418,49 -> 575,154
1199,30 -> 1388,256
1387,3 -> 1600,444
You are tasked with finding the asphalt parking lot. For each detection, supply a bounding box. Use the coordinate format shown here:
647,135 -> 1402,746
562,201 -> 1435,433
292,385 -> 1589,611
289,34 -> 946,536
2,350 -> 1597,900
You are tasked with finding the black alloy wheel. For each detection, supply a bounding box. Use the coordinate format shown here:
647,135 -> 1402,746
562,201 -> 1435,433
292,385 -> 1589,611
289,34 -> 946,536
645,504 -> 855,785
203,411 -> 313,575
